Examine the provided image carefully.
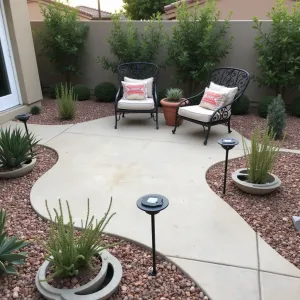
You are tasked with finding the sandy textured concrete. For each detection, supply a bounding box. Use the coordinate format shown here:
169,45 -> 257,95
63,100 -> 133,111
2,114 -> 300,300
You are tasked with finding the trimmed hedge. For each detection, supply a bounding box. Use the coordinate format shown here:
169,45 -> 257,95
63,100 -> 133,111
94,82 -> 117,102
30,106 -> 41,115
232,94 -> 250,115
258,96 -> 276,118
73,84 -> 90,101
291,96 -> 300,117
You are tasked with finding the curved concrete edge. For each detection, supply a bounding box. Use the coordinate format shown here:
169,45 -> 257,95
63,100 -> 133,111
35,250 -> 122,300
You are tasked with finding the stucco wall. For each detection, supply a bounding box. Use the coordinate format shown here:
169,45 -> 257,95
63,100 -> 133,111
31,20 -> 283,108
164,0 -> 295,20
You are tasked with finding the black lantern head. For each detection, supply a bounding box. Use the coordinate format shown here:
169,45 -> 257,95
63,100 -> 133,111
218,138 -> 239,150
15,114 -> 31,123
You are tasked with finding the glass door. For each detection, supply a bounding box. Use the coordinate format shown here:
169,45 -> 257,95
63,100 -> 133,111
0,0 -> 20,112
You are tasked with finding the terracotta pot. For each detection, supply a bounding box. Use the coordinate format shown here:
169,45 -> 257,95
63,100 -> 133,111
160,98 -> 186,126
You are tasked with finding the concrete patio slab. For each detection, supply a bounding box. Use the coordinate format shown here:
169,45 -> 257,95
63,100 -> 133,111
0,121 -> 73,144
258,236 -> 300,277
260,272 -> 300,300
171,257 -> 260,300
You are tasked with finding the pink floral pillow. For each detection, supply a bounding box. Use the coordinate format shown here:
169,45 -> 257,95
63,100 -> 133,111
122,82 -> 147,100
199,88 -> 229,111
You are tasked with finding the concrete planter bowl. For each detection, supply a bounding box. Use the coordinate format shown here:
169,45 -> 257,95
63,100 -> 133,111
0,159 -> 36,179
232,168 -> 281,195
35,250 -> 122,300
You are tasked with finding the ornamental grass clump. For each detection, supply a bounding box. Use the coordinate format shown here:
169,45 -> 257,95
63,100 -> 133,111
242,128 -> 280,184
0,127 -> 39,170
43,197 -> 118,279
165,88 -> 183,102
56,83 -> 76,120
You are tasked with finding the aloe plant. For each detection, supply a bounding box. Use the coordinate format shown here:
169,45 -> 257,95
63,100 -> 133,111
0,127 -> 39,170
0,209 -> 28,275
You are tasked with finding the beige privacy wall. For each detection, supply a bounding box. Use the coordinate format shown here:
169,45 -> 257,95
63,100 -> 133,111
31,20 -> 277,107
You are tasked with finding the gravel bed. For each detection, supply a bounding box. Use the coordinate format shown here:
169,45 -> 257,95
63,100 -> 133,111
28,98 -> 114,125
231,114 -> 300,150
0,146 -> 207,299
206,152 -> 300,269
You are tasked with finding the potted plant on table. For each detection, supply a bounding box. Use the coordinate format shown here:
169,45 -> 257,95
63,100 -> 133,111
160,88 -> 186,126
0,127 -> 39,179
35,198 -> 122,300
232,128 -> 281,195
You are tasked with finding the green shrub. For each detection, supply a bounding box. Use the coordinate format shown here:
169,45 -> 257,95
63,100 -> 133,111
258,96 -> 276,118
267,94 -> 286,139
165,88 -> 183,102
291,96 -> 300,117
0,209 -> 28,275
43,198 -> 118,279
253,0 -> 300,96
167,0 -> 232,94
232,94 -> 250,115
30,106 -> 41,115
50,83 -> 64,99
0,127 -> 39,170
38,0 -> 89,83
94,82 -> 117,102
243,128 -> 280,184
73,84 -> 90,101
56,83 -> 76,120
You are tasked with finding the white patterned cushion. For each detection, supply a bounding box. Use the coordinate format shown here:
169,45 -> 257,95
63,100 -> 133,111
209,82 -> 238,104
122,82 -> 147,100
124,77 -> 154,98
118,98 -> 154,110
199,88 -> 228,111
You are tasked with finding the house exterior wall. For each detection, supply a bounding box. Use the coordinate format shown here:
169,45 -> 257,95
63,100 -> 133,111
31,20 -> 281,109
0,0 -> 42,123
164,0 -> 295,20
27,1 -> 91,21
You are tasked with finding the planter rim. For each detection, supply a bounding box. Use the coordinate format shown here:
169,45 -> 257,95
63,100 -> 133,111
160,98 -> 187,107
0,158 -> 36,179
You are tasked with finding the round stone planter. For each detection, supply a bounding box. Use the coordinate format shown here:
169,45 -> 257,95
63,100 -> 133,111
0,159 -> 36,179
232,168 -> 281,195
35,250 -> 122,300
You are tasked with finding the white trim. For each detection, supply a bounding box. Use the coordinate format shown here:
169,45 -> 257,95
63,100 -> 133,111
0,0 -> 21,111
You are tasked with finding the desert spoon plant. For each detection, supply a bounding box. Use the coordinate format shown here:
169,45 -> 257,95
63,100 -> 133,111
56,83 -> 76,120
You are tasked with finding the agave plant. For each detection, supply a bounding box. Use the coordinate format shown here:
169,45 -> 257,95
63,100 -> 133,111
166,88 -> 184,102
0,127 -> 39,170
0,209 -> 28,275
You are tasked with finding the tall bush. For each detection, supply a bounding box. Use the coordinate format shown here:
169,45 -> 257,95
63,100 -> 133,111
253,0 -> 300,96
99,13 -> 166,73
38,0 -> 89,84
167,0 -> 232,94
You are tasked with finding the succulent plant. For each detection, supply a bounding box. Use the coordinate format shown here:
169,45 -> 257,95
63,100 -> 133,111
165,88 -> 183,102
0,209 -> 28,275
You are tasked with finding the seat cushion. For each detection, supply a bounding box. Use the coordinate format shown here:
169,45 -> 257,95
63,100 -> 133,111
118,98 -> 155,110
178,105 -> 215,122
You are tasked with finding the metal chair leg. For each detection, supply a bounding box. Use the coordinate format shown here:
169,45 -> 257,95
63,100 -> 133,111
122,112 -> 125,118
227,118 -> 232,133
172,114 -> 179,134
114,112 -> 118,129
203,125 -> 211,145
156,111 -> 159,129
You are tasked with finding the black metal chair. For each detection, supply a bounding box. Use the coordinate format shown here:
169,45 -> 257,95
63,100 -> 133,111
115,62 -> 159,129
172,67 -> 250,145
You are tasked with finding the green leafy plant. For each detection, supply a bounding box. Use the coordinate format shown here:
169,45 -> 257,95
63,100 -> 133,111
123,0 -> 172,20
0,209 -> 28,275
73,84 -> 90,101
56,83 -> 76,120
94,82 -> 117,102
43,198 -> 118,279
50,83 -> 65,99
267,94 -> 286,139
30,106 -> 41,115
165,88 -> 183,102
253,0 -> 300,96
38,0 -> 89,84
242,128 -> 280,184
0,127 -> 39,170
232,94 -> 250,115
167,0 -> 232,94
99,13 -> 166,73
291,96 -> 300,117
258,96 -> 276,118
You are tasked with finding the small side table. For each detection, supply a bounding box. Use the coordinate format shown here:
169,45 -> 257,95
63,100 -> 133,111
136,194 -> 169,276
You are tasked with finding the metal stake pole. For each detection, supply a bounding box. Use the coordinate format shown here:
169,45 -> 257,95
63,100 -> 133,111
150,214 -> 157,276
223,149 -> 229,194
24,122 -> 33,154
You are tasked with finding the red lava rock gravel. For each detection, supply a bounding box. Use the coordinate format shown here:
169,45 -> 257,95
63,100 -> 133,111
231,114 -> 300,150
0,146 -> 207,299
28,98 -> 114,125
206,152 -> 300,269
